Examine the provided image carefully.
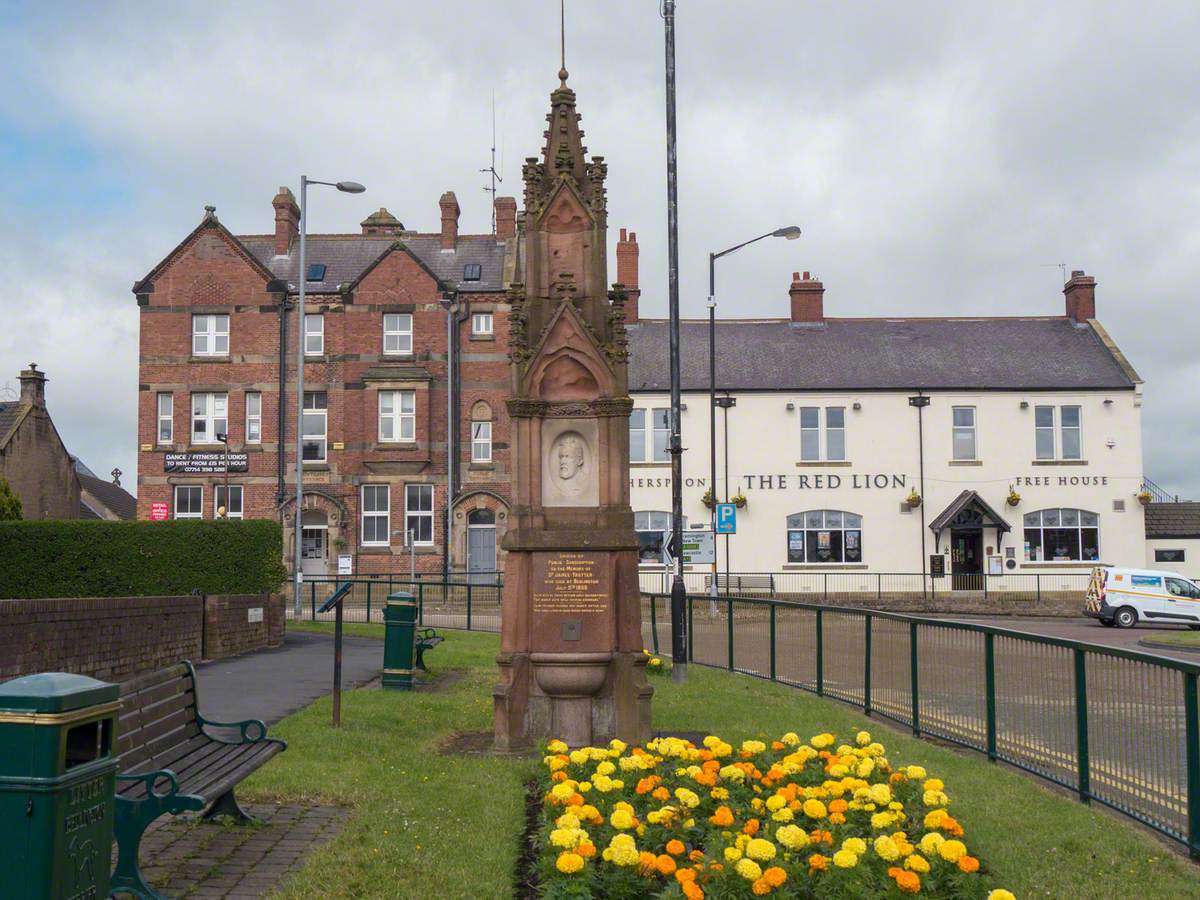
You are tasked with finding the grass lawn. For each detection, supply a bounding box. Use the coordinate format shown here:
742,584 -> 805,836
245,625 -> 1198,898
1138,629 -> 1200,649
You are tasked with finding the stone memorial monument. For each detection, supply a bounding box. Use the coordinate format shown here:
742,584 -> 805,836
493,65 -> 653,750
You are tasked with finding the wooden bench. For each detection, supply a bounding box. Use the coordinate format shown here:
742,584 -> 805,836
708,574 -> 776,595
112,661 -> 287,899
415,628 -> 444,671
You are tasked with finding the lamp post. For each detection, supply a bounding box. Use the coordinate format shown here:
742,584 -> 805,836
707,227 -> 800,597
294,177 -> 365,617
216,432 -> 230,518
714,395 -> 736,592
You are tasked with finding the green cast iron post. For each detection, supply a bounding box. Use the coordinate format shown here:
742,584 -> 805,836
1074,647 -> 1090,803
0,673 -> 120,899
985,633 -> 997,761
366,582 -> 372,623
310,581 -> 316,619
467,582 -> 473,631
383,592 -> 418,691
815,608 -> 824,696
687,596 -> 695,662
863,614 -> 873,717
417,582 -> 424,625
727,598 -> 734,671
769,604 -> 777,681
910,621 -> 920,736
1184,671 -> 1200,859
650,595 -> 659,654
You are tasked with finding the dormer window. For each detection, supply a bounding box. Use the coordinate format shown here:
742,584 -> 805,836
463,263 -> 482,282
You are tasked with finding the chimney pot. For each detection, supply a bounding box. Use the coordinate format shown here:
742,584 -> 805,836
439,191 -> 460,250
789,271 -> 824,323
494,196 -> 517,241
18,362 -> 46,408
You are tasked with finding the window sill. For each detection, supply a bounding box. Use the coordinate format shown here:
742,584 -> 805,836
1020,561 -> 1102,569
372,442 -> 419,452
469,334 -> 496,342
782,563 -> 869,570
469,462 -> 495,470
303,463 -> 331,471
189,356 -> 231,364
948,460 -> 983,466
359,546 -> 393,555
1031,459 -> 1088,466
381,352 -> 416,360
794,461 -> 851,468
303,354 -> 328,362
630,461 -> 670,468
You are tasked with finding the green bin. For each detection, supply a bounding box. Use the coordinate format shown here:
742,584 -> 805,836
383,592 -> 418,690
0,672 -> 120,899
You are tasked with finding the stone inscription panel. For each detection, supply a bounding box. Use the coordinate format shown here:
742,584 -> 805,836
531,551 -> 612,652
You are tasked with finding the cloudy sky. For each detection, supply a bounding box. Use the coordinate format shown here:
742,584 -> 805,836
1,1 -> 1197,498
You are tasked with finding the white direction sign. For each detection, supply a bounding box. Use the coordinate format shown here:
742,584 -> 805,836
681,529 -> 715,565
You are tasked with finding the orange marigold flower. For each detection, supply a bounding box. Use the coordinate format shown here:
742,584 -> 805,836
566,793 -> 584,806
683,882 -> 705,900
943,817 -> 964,837
689,849 -> 705,863
743,818 -> 761,836
703,760 -> 721,773
639,850 -> 658,872
657,854 -> 678,876
888,867 -> 903,878
698,749 -> 714,761
771,741 -> 785,751
763,866 -> 787,887
829,799 -> 849,814
710,806 -> 735,827
676,867 -> 698,884
808,853 -> 829,871
957,856 -> 980,873
551,771 -> 568,783
752,878 -> 772,896
666,839 -> 686,856
695,772 -> 717,787
829,813 -> 846,825
653,786 -> 671,802
577,842 -> 596,858
890,772 -> 907,784
895,870 -> 921,894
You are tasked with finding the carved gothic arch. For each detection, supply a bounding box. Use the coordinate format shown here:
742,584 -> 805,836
525,301 -> 614,400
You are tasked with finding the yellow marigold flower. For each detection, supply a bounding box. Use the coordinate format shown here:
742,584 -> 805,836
888,801 -> 904,811
703,735 -> 722,748
546,740 -> 569,754
811,733 -> 835,749
746,838 -> 776,862
550,828 -> 580,849
610,809 -> 635,830
987,892 -> 1016,900
802,799 -> 827,819
842,837 -> 867,856
905,766 -> 926,779
828,764 -> 849,777
735,858 -> 763,881
555,812 -> 581,828
938,839 -> 967,863
609,739 -> 627,754
546,756 -> 568,771
605,834 -> 640,867
924,789 -> 950,807
906,853 -> 930,873
674,787 -> 700,808
550,782 -> 575,801
781,732 -> 800,746
741,740 -> 767,755
595,761 -> 616,777
766,794 -> 787,812
871,812 -> 895,830
923,778 -> 944,792
832,849 -> 859,868
923,809 -> 948,829
711,787 -> 730,800
873,835 -> 901,861
856,760 -> 875,778
724,846 -> 743,863
868,783 -> 892,806
919,832 -> 945,856
775,824 -> 809,850
771,807 -> 794,822
856,730 -> 871,746
569,749 -> 589,765
719,764 -> 746,783
556,851 -> 585,873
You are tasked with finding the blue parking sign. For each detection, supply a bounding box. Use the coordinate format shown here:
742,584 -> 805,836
715,503 -> 737,534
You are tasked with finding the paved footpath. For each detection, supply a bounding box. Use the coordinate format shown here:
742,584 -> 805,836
194,629 -> 383,725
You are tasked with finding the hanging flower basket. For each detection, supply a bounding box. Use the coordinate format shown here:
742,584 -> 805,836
731,492 -> 748,509
701,489 -> 716,510
1136,490 -> 1152,506
1006,488 -> 1021,508
905,490 -> 922,509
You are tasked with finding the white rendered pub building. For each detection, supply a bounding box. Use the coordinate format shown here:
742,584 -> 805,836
624,270 -> 1147,588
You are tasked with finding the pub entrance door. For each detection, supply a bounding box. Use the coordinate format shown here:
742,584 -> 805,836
950,529 -> 983,591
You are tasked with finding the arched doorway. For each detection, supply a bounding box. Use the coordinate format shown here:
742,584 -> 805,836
467,508 -> 497,584
300,508 -> 330,578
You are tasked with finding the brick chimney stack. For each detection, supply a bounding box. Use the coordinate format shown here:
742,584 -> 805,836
360,208 -> 404,236
272,187 -> 300,256
18,363 -> 46,408
616,228 -> 640,324
439,191 -> 460,250
1064,270 -> 1096,322
495,196 -> 517,241
789,271 -> 824,323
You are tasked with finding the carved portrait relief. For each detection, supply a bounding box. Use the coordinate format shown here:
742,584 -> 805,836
541,419 -> 599,507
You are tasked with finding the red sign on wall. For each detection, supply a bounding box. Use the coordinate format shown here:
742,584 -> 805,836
150,502 -> 169,521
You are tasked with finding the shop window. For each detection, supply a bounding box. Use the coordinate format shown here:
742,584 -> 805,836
785,509 -> 863,563
1023,508 -> 1099,561
635,511 -> 685,564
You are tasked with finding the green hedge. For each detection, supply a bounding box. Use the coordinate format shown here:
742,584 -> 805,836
0,519 -> 286,599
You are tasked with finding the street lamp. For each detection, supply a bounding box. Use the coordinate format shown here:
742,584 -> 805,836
707,227 -> 801,597
294,177 -> 365,617
216,432 -> 229,519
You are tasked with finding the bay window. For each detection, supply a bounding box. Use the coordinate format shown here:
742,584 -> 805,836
786,510 -> 863,563
1023,508 -> 1099,561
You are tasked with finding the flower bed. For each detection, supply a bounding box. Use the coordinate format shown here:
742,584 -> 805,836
535,731 -> 1015,899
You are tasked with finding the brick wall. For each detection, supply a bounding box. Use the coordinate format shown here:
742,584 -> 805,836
0,593 -> 287,682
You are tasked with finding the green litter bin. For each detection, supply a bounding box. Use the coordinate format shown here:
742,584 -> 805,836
383,592 -> 418,690
0,672 -> 120,899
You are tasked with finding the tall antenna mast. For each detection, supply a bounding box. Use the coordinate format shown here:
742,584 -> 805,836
1040,262 -> 1067,285
480,93 -> 503,235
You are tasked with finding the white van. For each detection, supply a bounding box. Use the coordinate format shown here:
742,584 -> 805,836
1084,566 -> 1200,629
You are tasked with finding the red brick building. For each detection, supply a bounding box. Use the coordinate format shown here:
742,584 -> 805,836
134,74 -> 642,582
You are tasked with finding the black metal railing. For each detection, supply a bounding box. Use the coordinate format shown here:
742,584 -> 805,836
292,577 -> 503,631
641,591 -> 1200,858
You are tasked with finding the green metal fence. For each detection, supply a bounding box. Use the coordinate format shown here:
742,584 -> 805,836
295,577 -> 502,632
643,592 -> 1200,858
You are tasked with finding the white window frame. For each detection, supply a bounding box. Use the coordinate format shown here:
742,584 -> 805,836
245,392 -> 262,444
472,420 -> 492,462
1034,405 -> 1082,460
650,408 -> 670,462
191,392 -> 228,445
302,391 -> 327,463
952,406 -> 977,461
304,314 -> 324,356
214,484 -> 243,519
361,484 -> 390,547
378,390 -> 416,443
157,393 -> 173,444
405,484 -> 434,546
800,406 -> 845,461
174,485 -> 203,519
472,311 -> 494,336
1060,405 -> 1082,460
192,314 -> 229,357
383,313 -> 413,355
629,409 -> 646,462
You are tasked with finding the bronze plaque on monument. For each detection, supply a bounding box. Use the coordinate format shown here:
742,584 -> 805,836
531,551 -> 611,653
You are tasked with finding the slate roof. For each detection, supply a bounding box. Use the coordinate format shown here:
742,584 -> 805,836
240,234 -> 508,294
626,318 -> 1138,392
78,473 -> 137,521
0,401 -> 21,447
1145,503 -> 1200,539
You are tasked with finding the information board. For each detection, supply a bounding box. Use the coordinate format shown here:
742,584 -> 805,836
164,452 -> 248,474
681,530 -> 715,565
